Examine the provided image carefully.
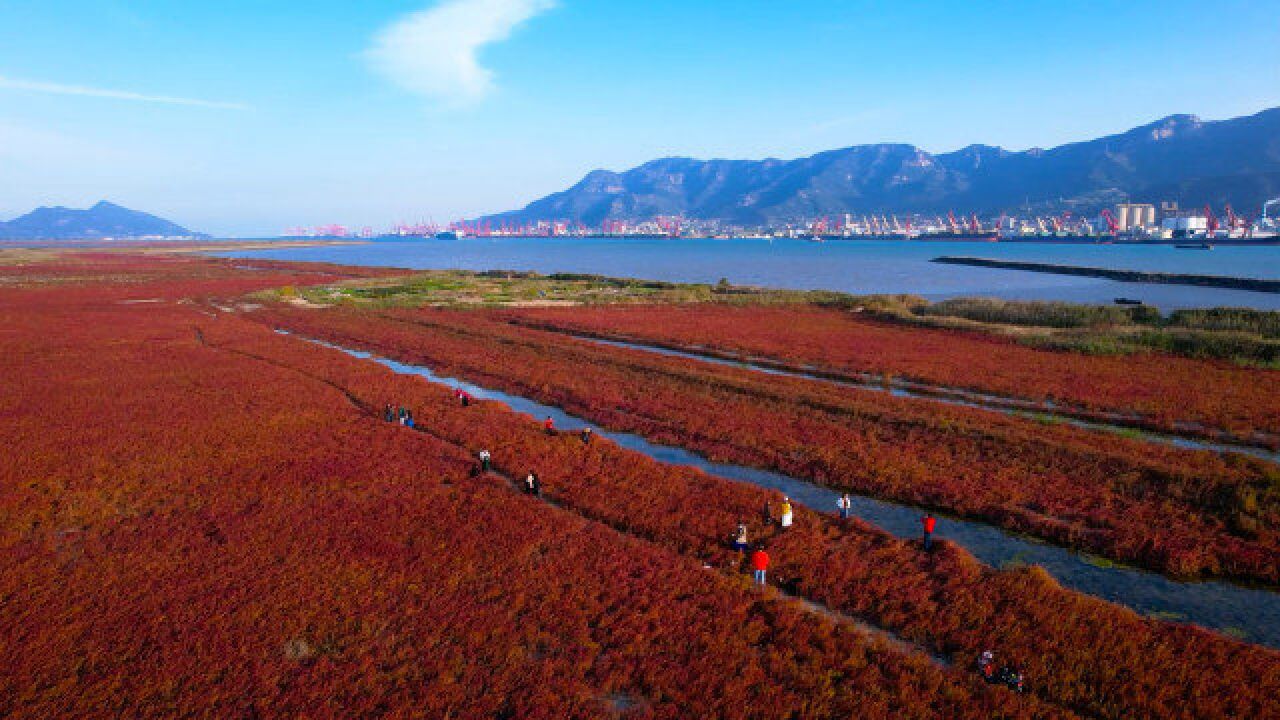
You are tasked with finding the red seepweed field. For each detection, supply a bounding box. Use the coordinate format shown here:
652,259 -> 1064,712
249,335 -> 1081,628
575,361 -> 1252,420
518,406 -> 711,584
3,252 -> 1279,719
505,303 -> 1280,446
258,304 -> 1280,585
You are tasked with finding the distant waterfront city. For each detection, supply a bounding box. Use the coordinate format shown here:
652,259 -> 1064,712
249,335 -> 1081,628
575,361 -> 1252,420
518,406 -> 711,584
288,197 -> 1280,245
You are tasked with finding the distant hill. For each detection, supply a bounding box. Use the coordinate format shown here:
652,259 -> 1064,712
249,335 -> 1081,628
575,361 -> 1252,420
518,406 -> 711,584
0,201 -> 203,240
482,107 -> 1280,226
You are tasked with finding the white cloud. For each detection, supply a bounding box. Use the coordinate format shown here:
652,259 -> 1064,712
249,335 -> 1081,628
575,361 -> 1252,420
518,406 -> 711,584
0,75 -> 248,110
366,0 -> 556,106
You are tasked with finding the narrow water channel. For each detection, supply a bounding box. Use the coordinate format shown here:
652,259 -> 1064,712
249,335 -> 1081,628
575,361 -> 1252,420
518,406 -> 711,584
285,331 -> 1280,649
573,333 -> 1280,464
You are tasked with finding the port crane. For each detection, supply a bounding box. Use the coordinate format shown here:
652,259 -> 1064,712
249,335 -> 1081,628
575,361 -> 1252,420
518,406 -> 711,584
1225,204 -> 1240,230
1100,209 -> 1119,235
1254,198 -> 1280,238
1223,204 -> 1249,235
1204,204 -> 1219,238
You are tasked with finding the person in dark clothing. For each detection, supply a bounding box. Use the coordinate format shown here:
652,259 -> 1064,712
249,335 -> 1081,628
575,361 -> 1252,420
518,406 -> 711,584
761,500 -> 772,526
460,391 -> 471,407
478,449 -> 492,472
731,522 -> 749,553
383,404 -> 395,423
921,513 -> 936,551
404,411 -> 415,429
581,427 -> 593,444
524,472 -> 541,496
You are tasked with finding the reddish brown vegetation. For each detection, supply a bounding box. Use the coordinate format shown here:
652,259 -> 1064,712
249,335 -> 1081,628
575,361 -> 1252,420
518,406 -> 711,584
3,255 -> 1066,718
232,311 -> 1280,720
258,305 -> 1280,584
507,304 -> 1280,444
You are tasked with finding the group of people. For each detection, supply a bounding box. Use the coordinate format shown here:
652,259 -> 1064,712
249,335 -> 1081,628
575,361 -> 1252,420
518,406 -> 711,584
730,494 -> 943,590
977,650 -> 1025,693
730,494 -> 794,588
453,388 -> 475,407
542,416 -> 599,445
841,494 -> 939,553
731,529 -> 771,586
383,404 -> 415,428
760,496 -> 794,529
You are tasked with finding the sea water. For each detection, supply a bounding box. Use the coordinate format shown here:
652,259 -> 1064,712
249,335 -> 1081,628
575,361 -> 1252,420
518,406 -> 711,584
216,236 -> 1280,310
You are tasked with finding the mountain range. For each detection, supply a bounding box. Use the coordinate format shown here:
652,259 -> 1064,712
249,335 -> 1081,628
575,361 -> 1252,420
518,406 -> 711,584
0,201 -> 202,240
483,107 -> 1280,226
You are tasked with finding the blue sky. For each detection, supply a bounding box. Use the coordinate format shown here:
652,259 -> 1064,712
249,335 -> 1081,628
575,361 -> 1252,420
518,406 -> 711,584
1,0 -> 1277,236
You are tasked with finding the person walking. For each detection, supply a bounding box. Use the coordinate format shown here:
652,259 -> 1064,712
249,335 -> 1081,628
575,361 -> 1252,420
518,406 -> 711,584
731,522 -> 749,553
978,650 -> 996,683
750,546 -> 770,586
837,493 -> 852,520
383,404 -> 395,423
580,427 -> 593,444
404,411 -> 415,429
778,497 -> 793,530
460,391 -> 471,407
761,499 -> 773,526
397,407 -> 407,426
543,416 -> 556,435
921,513 -> 936,551
478,449 -> 492,472
524,472 -> 541,496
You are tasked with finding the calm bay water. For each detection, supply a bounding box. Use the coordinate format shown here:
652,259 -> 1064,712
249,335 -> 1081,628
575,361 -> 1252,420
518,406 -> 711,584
218,237 -> 1280,310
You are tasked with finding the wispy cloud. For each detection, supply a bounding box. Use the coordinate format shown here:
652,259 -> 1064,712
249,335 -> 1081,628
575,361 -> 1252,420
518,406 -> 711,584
366,0 -> 556,106
0,75 -> 248,110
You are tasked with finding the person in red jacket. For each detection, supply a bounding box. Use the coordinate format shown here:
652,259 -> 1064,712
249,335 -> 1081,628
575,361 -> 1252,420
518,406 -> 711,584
922,513 -> 937,551
750,546 -> 769,585
543,416 -> 555,435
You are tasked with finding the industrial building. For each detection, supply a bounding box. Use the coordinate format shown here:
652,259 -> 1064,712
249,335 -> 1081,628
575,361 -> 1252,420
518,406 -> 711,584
1114,203 -> 1156,232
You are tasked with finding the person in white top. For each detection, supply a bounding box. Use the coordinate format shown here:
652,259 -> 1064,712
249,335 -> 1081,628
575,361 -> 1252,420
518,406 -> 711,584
779,496 -> 793,529
837,493 -> 851,520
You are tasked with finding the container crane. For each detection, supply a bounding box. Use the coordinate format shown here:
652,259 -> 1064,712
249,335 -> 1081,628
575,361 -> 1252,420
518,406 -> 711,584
1253,198 -> 1280,238
1204,205 -> 1219,238
1100,209 -> 1119,235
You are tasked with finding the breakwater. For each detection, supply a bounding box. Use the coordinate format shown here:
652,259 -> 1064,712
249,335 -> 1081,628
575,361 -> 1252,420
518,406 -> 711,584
933,256 -> 1280,293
